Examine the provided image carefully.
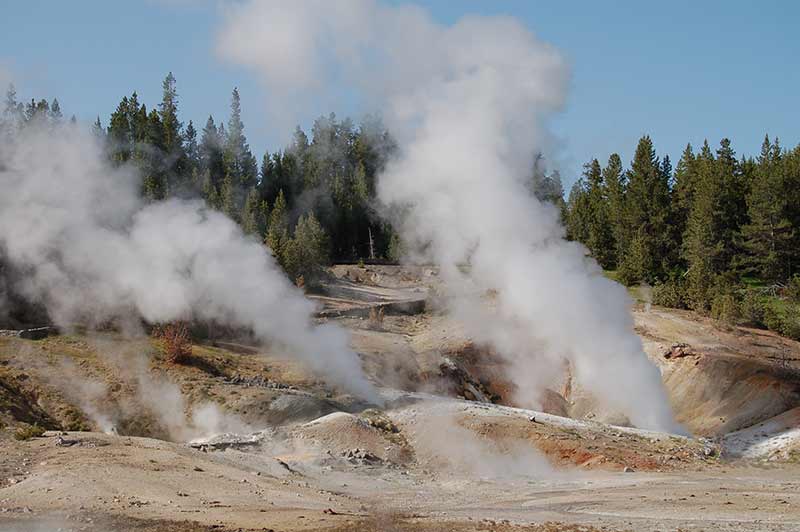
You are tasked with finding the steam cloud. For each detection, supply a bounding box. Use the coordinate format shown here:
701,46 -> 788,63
410,407 -> 554,479
218,0 -> 680,432
0,123 -> 377,401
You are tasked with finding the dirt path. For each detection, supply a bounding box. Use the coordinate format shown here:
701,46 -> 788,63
2,430 -> 799,531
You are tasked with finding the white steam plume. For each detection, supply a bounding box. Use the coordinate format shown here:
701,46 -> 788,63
410,407 -> 553,479
218,0 -> 680,432
0,122 -> 377,401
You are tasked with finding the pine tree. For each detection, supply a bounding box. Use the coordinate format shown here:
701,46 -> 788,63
201,171 -> 219,209
660,154 -> 673,184
565,179 -> 590,244
159,72 -> 188,190
602,153 -> 626,267
2,84 -> 23,143
681,138 -> 754,310
530,154 -> 566,206
129,93 -> 148,144
259,150 -> 300,211
266,190 -> 289,267
659,154 -> 681,270
291,125 -> 310,190
108,96 -> 133,163
280,151 -> 300,203
584,158 -> 615,268
529,153 -> 548,198
387,231 -> 404,262
49,98 -> 63,124
223,88 -> 258,189
184,120 -> 200,178
159,72 -> 182,154
200,116 -> 225,190
683,140 -> 719,311
257,151 -> 274,203
624,229 -> 650,285
784,145 -> 800,278
258,200 -> 271,237
220,174 -> 237,221
107,92 -> 147,163
92,116 -> 104,140
23,98 -> 34,123
284,213 -> 330,283
144,108 -> 165,150
141,109 -> 167,201
3,84 -> 23,129
24,98 -> 50,125
618,135 -> 671,283
240,187 -> 260,235
715,138 -> 748,271
742,136 -> 798,281
670,144 -> 698,264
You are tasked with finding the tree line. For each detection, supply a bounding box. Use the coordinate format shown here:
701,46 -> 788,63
561,135 -> 800,339
3,74 -> 799,338
2,74 -> 401,286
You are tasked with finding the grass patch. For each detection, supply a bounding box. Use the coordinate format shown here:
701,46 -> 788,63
602,270 -> 622,283
603,269 -> 800,339
740,276 -> 768,289
603,270 -> 648,302
766,297 -> 796,316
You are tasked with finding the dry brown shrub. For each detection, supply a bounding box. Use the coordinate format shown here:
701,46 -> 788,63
154,322 -> 192,364
14,423 -> 45,441
368,306 -> 385,330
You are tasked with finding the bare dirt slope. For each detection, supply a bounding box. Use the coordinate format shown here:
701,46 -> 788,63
331,265 -> 800,435
636,307 -> 800,437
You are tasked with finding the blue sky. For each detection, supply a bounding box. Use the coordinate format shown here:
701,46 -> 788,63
2,1 -> 798,187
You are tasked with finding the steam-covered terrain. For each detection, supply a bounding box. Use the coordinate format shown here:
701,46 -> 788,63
2,266 -> 800,531
2,1 -> 800,531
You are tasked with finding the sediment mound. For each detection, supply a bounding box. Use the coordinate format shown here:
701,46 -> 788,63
291,411 -> 408,464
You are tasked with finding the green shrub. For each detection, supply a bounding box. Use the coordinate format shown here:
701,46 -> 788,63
711,293 -> 740,325
786,275 -> 800,303
652,281 -> 687,309
739,290 -> 765,327
763,305 -> 784,332
386,232 -> 403,263
780,307 -> 800,340
283,213 -> 330,284
14,423 -> 45,441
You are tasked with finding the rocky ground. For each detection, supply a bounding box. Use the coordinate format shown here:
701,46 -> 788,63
1,265 -> 800,531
